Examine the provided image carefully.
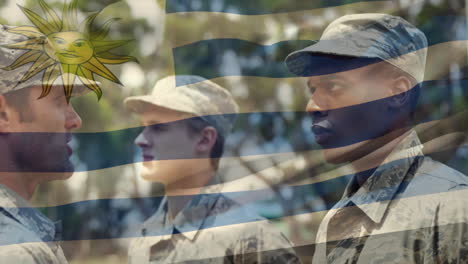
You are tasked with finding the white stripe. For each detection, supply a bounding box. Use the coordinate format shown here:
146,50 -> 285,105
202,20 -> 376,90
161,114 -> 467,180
31,128 -> 466,208
167,1 -> 396,47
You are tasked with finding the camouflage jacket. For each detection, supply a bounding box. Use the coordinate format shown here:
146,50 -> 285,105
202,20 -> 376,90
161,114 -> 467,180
312,131 -> 468,264
128,191 -> 301,264
0,184 -> 67,264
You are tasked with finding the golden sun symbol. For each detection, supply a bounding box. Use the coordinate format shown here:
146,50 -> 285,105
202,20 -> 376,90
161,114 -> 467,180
3,0 -> 136,102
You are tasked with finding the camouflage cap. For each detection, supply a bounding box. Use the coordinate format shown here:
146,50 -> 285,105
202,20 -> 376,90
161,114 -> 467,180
0,25 -> 95,96
124,75 -> 239,136
285,13 -> 428,83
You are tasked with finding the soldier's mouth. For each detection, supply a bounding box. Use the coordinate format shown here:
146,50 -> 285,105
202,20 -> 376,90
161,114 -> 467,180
142,155 -> 154,162
311,124 -> 333,145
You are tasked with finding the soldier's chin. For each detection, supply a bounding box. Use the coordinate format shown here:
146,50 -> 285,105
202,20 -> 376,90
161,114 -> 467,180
322,147 -> 355,164
25,159 -> 74,178
47,171 -> 74,181
140,163 -> 163,182
46,162 -> 75,180
34,164 -> 74,182
322,140 -> 373,164
139,161 -> 187,187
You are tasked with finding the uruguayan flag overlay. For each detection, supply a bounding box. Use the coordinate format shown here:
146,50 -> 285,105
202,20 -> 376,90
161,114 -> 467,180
0,0 -> 467,263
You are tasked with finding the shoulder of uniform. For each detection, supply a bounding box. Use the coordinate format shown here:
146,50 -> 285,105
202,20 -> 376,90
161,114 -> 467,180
210,194 -> 266,224
0,211 -> 49,248
409,156 -> 468,190
0,241 -> 55,264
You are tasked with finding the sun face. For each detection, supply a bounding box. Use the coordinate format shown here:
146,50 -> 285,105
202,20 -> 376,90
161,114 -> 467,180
45,32 -> 94,65
2,0 -> 136,102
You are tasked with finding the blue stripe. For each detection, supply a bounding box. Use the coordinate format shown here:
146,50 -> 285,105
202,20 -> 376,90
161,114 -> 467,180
0,78 -> 466,173
166,0 -> 386,15
173,16 -> 466,85
173,39 -> 315,83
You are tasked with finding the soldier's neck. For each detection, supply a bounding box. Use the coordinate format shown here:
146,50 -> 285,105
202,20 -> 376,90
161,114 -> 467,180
351,129 -> 411,186
0,172 -> 38,200
165,168 -> 216,220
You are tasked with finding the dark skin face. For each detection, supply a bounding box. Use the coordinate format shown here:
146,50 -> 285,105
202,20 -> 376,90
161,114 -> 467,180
306,61 -> 412,164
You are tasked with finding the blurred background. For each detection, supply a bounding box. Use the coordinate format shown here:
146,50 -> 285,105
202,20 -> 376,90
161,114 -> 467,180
0,0 -> 466,263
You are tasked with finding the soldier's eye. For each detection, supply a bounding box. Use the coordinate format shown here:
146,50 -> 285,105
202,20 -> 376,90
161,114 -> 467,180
150,124 -> 167,132
307,85 -> 316,95
324,82 -> 343,93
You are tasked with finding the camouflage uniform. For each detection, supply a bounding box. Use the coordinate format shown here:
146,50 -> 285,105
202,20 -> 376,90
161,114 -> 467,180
128,189 -> 301,264
126,76 -> 300,263
0,184 -> 67,263
312,131 -> 468,263
0,23 -> 95,264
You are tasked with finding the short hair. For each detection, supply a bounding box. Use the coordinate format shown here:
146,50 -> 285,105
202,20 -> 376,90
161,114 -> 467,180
2,88 -> 35,122
185,117 -> 225,170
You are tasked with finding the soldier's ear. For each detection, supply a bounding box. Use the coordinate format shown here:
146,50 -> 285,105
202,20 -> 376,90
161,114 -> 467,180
388,76 -> 412,108
0,95 -> 12,133
196,126 -> 217,155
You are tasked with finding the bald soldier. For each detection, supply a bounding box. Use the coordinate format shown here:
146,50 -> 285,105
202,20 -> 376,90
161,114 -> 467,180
125,75 -> 301,263
0,26 -> 87,263
285,14 -> 468,263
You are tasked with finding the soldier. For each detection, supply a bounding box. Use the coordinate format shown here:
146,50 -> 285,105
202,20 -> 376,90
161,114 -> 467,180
285,14 -> 468,263
0,27 -> 86,263
124,75 -> 301,263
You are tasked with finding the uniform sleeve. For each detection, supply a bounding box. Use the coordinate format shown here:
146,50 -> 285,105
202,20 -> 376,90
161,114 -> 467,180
0,243 -> 58,264
429,186 -> 468,263
232,221 -> 302,264
432,218 -> 468,263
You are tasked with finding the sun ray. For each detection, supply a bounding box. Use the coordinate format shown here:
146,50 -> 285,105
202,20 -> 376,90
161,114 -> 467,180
20,53 -> 56,82
39,63 -> 61,98
38,0 -> 62,31
2,50 -> 41,70
81,57 -> 120,83
79,12 -> 99,35
62,0 -> 79,31
92,39 -> 133,54
17,5 -> 55,35
91,18 -> 120,40
96,56 -> 136,65
97,52 -> 137,64
2,38 -> 45,50
6,26 -> 44,39
59,64 -> 78,102
68,0 -> 79,24
77,66 -> 102,99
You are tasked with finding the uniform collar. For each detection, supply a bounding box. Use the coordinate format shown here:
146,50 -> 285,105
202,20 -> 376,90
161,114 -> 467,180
141,184 -> 223,241
172,192 -> 221,240
0,184 -> 57,242
343,130 -> 424,224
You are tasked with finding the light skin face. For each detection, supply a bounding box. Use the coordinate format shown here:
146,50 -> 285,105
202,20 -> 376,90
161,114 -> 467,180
0,85 -> 82,199
134,106 -> 217,192
306,61 -> 411,165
